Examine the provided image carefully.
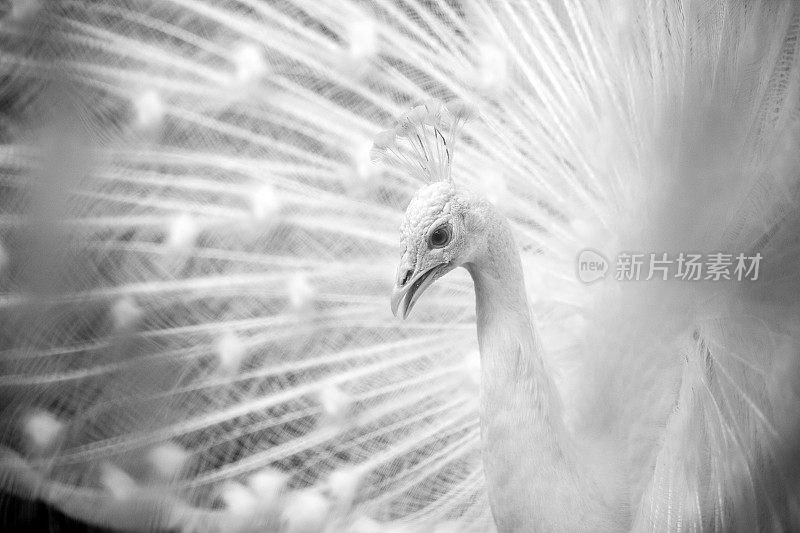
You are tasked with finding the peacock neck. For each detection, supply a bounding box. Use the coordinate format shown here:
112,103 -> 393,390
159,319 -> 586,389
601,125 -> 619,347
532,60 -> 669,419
465,212 -> 615,532
466,227 -> 562,426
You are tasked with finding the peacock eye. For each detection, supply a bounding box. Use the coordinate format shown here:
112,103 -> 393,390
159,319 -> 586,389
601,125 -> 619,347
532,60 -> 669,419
428,224 -> 452,249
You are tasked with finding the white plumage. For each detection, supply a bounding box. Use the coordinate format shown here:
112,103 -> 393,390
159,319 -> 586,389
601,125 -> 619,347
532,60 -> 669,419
1,0 -> 799,531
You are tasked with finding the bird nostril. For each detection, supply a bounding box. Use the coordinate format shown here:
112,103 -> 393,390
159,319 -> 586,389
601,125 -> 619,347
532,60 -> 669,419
400,269 -> 413,286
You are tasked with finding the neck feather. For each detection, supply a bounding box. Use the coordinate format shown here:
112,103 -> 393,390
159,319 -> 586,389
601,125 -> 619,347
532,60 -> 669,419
466,224 -> 561,420
465,210 -> 616,532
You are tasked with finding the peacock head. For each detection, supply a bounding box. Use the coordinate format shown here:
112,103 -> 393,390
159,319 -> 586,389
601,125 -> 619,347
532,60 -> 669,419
372,99 -> 480,319
391,181 -> 489,319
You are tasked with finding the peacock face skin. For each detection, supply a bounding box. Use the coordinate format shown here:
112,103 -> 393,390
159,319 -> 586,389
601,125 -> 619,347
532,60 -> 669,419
391,182 -> 477,319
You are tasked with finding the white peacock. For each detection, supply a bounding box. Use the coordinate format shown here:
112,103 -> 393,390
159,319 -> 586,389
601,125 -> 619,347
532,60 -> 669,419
1,1 -> 799,532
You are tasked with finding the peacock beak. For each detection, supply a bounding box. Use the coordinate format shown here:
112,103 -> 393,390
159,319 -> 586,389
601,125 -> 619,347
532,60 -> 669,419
391,263 -> 450,319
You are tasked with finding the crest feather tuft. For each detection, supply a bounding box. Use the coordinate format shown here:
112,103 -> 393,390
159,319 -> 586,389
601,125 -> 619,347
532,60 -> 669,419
371,100 -> 475,183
